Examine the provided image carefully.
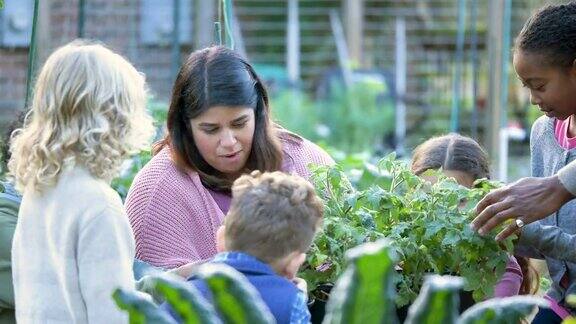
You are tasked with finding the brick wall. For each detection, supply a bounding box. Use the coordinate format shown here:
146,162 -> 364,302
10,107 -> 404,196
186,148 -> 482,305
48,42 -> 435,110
0,0 -> 199,127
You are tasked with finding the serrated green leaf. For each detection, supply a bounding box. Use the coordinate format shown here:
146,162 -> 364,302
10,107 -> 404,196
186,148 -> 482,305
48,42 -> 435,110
113,288 -> 176,324
442,232 -> 460,247
404,275 -> 463,324
323,240 -> 398,324
424,223 -> 444,239
196,263 -> 275,324
458,296 -> 546,324
151,275 -> 222,324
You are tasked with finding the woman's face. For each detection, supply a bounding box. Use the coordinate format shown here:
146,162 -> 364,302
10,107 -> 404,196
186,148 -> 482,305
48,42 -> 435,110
190,105 -> 255,179
513,50 -> 576,120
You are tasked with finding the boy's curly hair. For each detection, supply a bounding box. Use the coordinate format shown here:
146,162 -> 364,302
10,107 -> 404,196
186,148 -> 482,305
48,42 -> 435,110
225,171 -> 323,264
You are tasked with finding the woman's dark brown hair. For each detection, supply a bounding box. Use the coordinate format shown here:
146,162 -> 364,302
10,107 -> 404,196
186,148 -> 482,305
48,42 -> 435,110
155,46 -> 283,190
412,133 -> 539,295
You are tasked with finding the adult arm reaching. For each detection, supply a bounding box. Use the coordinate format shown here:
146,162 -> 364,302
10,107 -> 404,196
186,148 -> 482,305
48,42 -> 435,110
471,172 -> 575,241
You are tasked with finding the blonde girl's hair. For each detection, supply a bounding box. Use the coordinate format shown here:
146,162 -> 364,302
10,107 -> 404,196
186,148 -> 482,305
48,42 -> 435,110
8,40 -> 155,192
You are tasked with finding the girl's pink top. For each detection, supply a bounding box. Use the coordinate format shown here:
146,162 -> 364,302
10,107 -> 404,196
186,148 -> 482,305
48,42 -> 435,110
545,295 -> 571,319
125,133 -> 334,269
493,255 -> 523,298
555,116 -> 576,150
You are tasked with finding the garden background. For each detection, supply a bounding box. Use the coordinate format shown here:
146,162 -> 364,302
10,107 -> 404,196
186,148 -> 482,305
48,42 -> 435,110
0,0 -> 568,317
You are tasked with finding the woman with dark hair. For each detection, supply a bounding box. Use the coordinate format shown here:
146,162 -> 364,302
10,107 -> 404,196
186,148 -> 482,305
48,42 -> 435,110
125,46 -> 333,269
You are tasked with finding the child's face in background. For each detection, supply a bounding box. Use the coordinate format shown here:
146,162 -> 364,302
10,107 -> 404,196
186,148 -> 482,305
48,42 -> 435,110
421,169 -> 475,209
421,169 -> 475,189
513,50 -> 576,120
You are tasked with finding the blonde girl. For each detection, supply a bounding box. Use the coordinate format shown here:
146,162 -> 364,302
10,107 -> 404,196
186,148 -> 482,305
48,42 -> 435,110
9,41 -> 154,323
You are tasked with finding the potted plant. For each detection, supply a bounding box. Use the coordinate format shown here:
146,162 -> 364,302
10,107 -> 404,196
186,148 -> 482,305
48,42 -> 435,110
301,154 -> 515,322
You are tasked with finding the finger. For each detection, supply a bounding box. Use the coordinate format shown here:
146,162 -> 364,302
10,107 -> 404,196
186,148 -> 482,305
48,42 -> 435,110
475,189 -> 498,214
472,188 -> 506,230
495,223 -> 518,242
473,200 -> 513,234
478,207 -> 515,235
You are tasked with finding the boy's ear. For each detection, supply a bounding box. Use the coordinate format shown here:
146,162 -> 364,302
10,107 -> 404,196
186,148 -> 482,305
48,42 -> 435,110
216,225 -> 226,253
283,252 -> 306,280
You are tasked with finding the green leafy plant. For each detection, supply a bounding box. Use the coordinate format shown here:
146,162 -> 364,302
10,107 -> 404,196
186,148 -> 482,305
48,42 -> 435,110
112,149 -> 153,200
302,153 -> 516,306
114,263 -> 274,324
111,99 -> 167,200
113,288 -> 175,324
271,80 -> 394,155
115,239 -> 545,324
323,239 -> 546,324
458,296 -> 548,324
150,275 -> 221,323
317,81 -> 394,153
323,239 -> 399,324
195,264 -> 276,324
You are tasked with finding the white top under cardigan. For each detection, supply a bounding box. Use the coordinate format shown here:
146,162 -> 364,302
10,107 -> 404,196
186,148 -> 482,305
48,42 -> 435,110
12,166 -> 135,323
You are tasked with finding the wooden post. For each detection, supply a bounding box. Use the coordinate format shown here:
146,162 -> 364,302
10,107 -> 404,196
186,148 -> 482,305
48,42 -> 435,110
395,17 -> 406,157
450,0 -> 467,132
329,10 -> 352,87
486,0 -> 511,181
37,0 -> 51,64
24,0 -> 40,109
470,0 -> 480,139
78,0 -> 86,38
171,0 -> 181,82
486,0 -> 503,179
195,0 -> 216,49
286,0 -> 300,87
343,0 -> 363,65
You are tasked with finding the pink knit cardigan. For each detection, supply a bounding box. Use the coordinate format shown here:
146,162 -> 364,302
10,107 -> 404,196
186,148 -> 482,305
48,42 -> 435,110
125,135 -> 334,269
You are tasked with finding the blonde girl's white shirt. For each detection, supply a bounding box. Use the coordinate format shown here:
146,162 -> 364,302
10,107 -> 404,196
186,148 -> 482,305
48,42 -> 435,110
12,166 -> 135,323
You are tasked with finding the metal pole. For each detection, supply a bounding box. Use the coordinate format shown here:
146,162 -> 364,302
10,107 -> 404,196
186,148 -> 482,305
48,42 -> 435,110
395,17 -> 406,157
25,0 -> 40,109
214,0 -> 222,45
329,10 -> 352,88
486,0 -> 503,179
498,0 -> 512,182
214,22 -> 222,45
470,0 -> 479,139
78,0 -> 86,38
171,0 -> 181,82
286,0 -> 300,87
343,0 -> 363,64
450,0 -> 467,132
222,0 -> 235,50
195,0 -> 215,49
